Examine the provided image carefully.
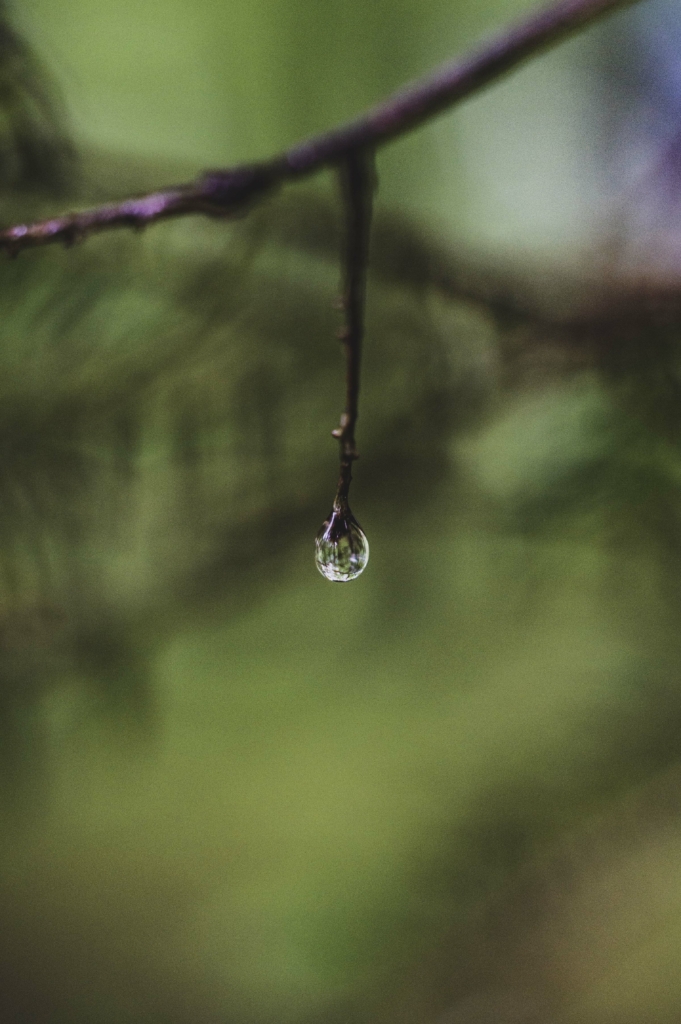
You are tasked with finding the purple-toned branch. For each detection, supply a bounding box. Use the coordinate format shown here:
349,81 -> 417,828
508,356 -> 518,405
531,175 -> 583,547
332,151 -> 376,500
0,0 -> 641,254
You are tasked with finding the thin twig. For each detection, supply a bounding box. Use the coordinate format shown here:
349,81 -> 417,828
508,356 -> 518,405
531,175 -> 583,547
332,150 -> 376,502
0,0 -> 642,254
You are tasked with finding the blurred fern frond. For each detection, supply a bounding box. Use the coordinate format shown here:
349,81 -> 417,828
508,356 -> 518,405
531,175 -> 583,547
0,0 -> 75,198
0,174 -> 477,760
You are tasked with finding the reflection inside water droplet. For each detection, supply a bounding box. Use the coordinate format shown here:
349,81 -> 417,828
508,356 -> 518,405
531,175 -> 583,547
315,502 -> 369,582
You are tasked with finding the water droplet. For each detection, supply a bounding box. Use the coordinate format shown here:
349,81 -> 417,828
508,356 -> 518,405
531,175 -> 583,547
315,501 -> 369,582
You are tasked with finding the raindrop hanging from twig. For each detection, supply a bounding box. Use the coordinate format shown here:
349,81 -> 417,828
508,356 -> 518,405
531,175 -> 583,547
314,148 -> 376,582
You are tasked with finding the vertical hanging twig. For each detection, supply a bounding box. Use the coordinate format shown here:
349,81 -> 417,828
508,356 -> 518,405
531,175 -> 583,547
332,148 -> 376,502
314,148 -> 376,582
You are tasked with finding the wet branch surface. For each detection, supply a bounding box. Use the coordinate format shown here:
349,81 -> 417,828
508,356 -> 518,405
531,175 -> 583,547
0,0 -> 642,254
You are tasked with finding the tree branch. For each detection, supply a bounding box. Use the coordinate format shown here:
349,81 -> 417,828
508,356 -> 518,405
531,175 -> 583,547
332,150 -> 376,501
0,0 -> 642,254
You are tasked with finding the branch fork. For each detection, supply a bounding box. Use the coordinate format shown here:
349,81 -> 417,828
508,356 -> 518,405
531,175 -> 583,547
0,0 -> 639,255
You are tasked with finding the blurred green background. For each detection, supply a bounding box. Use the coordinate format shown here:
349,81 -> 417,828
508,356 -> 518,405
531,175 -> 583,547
0,1 -> 680,1023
